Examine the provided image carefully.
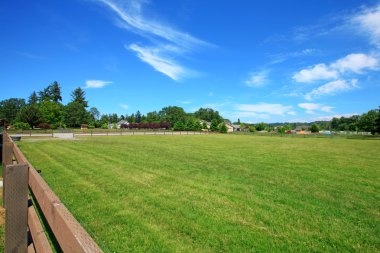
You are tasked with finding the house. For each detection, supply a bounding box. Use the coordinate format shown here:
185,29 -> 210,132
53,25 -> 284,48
225,124 -> 234,133
232,124 -> 241,132
80,124 -> 88,129
117,120 -> 129,129
295,126 -> 309,132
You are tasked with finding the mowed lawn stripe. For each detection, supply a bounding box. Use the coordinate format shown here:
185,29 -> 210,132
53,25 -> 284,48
18,135 -> 380,252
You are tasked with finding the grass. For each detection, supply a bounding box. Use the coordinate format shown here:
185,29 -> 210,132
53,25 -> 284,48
0,166 -> 4,252
17,135 -> 380,252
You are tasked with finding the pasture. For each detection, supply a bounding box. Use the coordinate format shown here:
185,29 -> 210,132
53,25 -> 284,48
17,135 -> 380,252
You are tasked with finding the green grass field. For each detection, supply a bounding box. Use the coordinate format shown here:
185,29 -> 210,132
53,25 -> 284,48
17,135 -> 379,252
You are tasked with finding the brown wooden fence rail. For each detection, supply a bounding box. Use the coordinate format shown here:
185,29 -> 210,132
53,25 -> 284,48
2,131 -> 103,253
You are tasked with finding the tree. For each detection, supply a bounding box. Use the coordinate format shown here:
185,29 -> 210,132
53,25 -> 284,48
64,102 -> 90,128
310,123 -> 320,133
39,101 -> 65,128
38,87 -> 51,102
89,107 -> 100,121
135,110 -> 142,123
210,119 -> 219,132
147,111 -> 160,122
194,108 -> 223,123
28,91 -> 38,105
71,87 -> 88,107
219,123 -> 228,133
49,81 -> 62,102
17,105 -> 42,128
358,110 -> 378,134
202,122 -> 208,129
255,122 -> 267,131
173,121 -> 185,131
159,106 -> 187,125
0,98 -> 26,123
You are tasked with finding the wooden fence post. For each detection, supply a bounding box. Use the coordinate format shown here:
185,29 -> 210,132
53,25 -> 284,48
2,140 -> 13,208
4,163 -> 29,253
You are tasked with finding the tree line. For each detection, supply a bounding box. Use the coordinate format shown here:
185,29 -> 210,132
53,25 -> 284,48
0,82 -> 227,132
236,107 -> 380,135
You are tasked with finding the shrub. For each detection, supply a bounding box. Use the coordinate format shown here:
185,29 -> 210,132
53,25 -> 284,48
310,123 -> 320,133
210,119 -> 219,132
249,126 -> 256,132
88,123 -> 95,129
101,123 -> 108,129
173,121 -> 185,131
219,123 -> 228,133
12,122 -> 31,130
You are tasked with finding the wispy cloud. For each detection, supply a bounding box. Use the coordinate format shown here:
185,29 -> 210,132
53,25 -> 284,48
268,48 -> 317,64
84,80 -> 112,88
305,79 -> 358,100
96,0 -> 210,81
16,52 -> 45,60
119,103 -> 129,110
235,103 -> 294,116
245,71 -> 268,87
313,113 -> 358,121
128,44 -> 191,81
298,103 -> 334,114
352,4 -> 380,48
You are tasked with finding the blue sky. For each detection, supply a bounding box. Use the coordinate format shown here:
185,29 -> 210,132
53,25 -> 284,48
1,0 -> 379,123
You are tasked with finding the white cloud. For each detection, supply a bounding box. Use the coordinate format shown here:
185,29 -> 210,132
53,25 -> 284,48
293,63 -> 338,83
352,4 -> 380,48
235,103 -> 293,116
97,0 -> 210,81
98,0 -> 209,49
298,103 -> 334,114
245,71 -> 268,87
331,53 -> 378,73
305,79 -> 358,100
84,80 -> 112,88
313,113 -> 358,121
128,44 -> 191,81
119,103 -> 129,110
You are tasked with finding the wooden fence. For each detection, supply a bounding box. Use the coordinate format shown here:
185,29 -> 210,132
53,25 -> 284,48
2,131 -> 103,253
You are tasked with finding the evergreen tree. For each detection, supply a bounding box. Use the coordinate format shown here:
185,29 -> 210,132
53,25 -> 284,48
38,87 -> 51,102
71,87 -> 88,107
28,91 -> 38,105
135,110 -> 142,123
64,101 -> 90,127
49,81 -> 62,103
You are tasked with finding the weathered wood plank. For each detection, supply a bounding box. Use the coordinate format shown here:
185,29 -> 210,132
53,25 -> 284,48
28,197 -> 53,253
4,163 -> 29,253
12,143 -> 103,253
